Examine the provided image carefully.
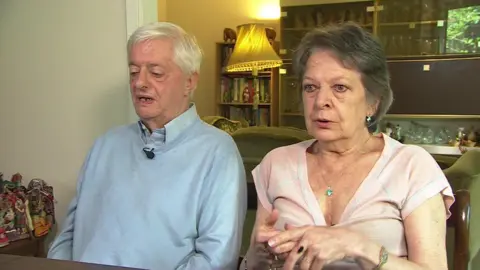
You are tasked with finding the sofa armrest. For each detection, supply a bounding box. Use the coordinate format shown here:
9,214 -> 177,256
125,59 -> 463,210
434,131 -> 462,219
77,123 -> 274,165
443,150 -> 480,270
447,190 -> 470,270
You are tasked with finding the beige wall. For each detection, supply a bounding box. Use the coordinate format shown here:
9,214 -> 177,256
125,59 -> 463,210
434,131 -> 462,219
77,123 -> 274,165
158,0 -> 167,21
0,0 -> 130,227
165,0 -> 281,117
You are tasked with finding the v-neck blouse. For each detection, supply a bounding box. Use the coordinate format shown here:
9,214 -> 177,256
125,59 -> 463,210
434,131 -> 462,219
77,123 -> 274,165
252,134 -> 454,260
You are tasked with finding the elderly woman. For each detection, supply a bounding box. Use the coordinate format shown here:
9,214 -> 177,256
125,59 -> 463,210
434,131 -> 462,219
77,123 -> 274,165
242,23 -> 454,270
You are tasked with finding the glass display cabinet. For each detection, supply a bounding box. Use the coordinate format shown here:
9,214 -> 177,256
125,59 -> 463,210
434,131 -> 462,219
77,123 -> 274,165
279,0 -> 480,127
279,1 -> 374,60
278,60 -> 307,129
377,0 -> 480,57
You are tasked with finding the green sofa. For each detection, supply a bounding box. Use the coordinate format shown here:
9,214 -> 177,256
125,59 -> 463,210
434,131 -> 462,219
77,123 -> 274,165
231,126 -> 480,270
443,150 -> 480,270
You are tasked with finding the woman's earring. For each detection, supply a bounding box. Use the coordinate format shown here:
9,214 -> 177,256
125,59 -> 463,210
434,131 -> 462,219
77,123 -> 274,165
366,116 -> 372,124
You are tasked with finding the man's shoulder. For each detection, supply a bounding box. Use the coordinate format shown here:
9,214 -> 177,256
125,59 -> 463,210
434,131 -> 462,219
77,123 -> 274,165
91,123 -> 138,148
195,121 -> 238,150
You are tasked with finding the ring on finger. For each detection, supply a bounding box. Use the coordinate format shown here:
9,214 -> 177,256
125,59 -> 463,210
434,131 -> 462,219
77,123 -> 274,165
295,244 -> 308,267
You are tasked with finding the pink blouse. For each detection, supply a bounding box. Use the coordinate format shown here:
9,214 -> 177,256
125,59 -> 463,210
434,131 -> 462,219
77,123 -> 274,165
252,134 -> 454,268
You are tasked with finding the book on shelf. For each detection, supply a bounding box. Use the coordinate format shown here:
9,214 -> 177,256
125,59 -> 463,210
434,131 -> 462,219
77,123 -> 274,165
220,77 -> 270,104
227,106 -> 270,127
217,42 -> 276,127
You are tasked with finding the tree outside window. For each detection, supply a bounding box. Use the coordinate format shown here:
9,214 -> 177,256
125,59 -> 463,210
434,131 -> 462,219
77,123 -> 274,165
446,6 -> 480,54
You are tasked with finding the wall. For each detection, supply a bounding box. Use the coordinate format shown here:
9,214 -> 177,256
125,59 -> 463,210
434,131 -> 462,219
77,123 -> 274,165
142,0 -> 159,24
0,0 -> 130,229
165,0 -> 281,117
126,0 -> 160,122
158,0 -> 167,21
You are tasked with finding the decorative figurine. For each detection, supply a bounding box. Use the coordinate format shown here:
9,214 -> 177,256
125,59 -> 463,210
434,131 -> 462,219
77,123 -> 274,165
0,199 -> 9,244
0,173 -> 4,193
0,175 -> 55,241
3,200 -> 17,241
0,173 -> 33,241
453,127 -> 466,147
27,178 -> 56,237
385,122 -> 393,137
393,125 -> 405,143
0,175 -> 15,194
0,227 -> 9,247
243,87 -> 250,103
223,28 -> 236,43
14,197 -> 30,240
265,27 -> 277,43
466,127 -> 477,147
264,93 -> 270,103
253,92 -> 260,111
10,173 -> 22,191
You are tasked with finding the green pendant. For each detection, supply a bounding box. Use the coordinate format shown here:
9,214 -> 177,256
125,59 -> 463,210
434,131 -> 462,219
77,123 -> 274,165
326,187 -> 333,197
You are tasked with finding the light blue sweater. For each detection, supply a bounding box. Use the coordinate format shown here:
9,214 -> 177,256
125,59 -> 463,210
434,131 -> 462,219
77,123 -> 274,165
47,104 -> 247,270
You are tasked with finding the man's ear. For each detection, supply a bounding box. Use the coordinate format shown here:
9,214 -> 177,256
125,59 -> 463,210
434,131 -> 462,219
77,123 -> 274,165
184,72 -> 199,97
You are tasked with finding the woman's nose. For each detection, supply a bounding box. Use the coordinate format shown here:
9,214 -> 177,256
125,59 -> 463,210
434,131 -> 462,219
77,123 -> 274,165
314,88 -> 332,108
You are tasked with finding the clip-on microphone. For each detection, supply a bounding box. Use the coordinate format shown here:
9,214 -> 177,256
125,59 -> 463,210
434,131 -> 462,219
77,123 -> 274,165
142,147 -> 155,159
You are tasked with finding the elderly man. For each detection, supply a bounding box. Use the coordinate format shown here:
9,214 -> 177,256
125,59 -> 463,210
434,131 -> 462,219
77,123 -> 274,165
47,22 -> 247,270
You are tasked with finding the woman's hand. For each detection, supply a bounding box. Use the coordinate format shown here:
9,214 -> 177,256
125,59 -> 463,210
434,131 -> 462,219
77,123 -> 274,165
267,224 -> 364,270
247,209 -> 283,269
265,224 -> 299,260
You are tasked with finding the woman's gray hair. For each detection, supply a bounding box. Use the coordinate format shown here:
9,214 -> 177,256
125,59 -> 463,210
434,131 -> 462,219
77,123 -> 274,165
127,22 -> 203,76
293,22 -> 393,126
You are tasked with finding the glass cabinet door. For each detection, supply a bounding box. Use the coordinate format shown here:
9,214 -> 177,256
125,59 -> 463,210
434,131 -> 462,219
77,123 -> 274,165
278,61 -> 306,129
376,0 -> 480,57
280,1 -> 374,59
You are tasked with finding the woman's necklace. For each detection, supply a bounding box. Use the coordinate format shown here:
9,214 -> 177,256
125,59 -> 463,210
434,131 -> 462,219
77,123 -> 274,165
315,136 -> 372,198
317,160 -> 349,198
326,186 -> 334,197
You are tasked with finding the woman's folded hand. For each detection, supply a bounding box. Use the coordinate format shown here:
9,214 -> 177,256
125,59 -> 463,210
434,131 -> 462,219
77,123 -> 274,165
247,209 -> 283,269
267,224 -> 363,270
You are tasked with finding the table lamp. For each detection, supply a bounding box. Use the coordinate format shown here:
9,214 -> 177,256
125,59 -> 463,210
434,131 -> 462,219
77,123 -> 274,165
226,23 -> 283,114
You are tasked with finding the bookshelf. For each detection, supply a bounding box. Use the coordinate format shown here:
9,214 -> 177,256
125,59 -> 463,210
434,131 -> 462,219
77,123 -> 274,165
215,42 -> 280,127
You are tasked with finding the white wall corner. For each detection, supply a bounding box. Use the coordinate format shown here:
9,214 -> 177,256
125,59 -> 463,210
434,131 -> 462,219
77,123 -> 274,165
124,0 -> 159,123
125,0 -> 144,123
125,0 -> 144,40
142,0 -> 159,24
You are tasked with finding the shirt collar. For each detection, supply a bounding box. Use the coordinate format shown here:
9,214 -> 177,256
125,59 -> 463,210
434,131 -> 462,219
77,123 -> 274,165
138,103 -> 199,144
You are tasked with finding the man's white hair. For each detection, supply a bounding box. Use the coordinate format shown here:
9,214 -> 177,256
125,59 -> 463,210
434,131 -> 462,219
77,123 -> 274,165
127,22 -> 203,76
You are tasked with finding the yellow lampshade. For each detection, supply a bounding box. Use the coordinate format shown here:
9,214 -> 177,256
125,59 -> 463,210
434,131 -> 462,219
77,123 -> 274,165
226,23 -> 283,72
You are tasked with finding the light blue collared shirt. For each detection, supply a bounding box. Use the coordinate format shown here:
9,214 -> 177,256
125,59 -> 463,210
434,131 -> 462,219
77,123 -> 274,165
138,121 -> 166,143
48,104 -> 248,270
